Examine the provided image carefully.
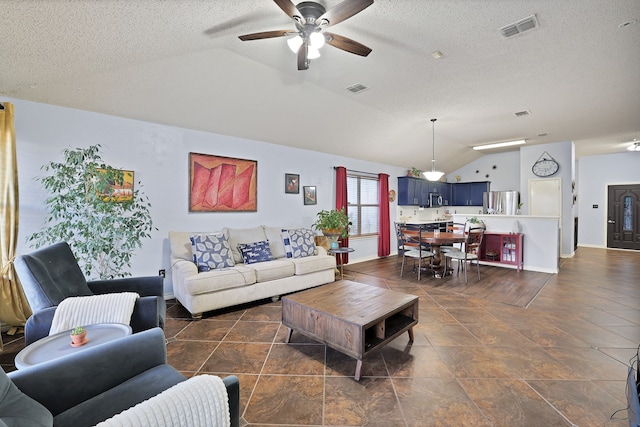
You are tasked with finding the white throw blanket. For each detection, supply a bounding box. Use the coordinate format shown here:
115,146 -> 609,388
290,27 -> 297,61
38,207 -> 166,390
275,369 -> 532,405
49,292 -> 139,335
94,375 -> 231,427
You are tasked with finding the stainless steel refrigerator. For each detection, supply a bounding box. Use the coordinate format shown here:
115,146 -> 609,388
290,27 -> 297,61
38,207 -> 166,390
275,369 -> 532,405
483,191 -> 520,215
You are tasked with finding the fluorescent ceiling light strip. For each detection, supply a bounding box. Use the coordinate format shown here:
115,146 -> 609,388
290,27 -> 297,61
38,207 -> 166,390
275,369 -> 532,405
473,139 -> 526,151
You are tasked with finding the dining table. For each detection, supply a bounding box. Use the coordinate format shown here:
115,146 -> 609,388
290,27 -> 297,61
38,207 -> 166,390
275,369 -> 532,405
403,230 -> 466,278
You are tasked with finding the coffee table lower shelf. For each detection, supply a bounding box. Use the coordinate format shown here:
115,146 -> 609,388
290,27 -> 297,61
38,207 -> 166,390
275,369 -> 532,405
282,281 -> 419,381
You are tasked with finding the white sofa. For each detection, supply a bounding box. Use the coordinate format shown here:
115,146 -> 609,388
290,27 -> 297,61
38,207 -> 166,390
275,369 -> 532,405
169,226 -> 336,319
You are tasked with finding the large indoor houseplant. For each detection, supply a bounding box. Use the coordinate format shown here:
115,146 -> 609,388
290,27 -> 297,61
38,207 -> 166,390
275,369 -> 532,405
28,145 -> 154,280
312,207 -> 351,239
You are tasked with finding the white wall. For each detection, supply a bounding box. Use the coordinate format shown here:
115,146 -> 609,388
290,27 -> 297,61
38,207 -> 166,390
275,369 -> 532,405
578,151 -> 640,247
520,141 -> 575,257
448,142 -> 577,257
410,141 -> 640,253
445,151 -> 520,191
9,98 -> 406,295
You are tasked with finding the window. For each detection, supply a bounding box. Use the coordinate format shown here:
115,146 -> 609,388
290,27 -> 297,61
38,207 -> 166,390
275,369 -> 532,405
624,195 -> 632,231
347,174 -> 379,237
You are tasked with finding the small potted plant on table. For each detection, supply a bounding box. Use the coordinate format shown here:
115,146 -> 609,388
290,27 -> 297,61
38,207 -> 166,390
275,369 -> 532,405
312,208 -> 351,249
70,326 -> 88,347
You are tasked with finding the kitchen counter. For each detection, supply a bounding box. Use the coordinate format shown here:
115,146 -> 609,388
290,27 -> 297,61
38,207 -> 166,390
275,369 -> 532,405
402,220 -> 452,225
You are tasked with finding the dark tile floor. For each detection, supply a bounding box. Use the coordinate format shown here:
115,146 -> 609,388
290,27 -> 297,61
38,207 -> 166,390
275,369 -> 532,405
2,247 -> 638,426
160,247 -> 639,426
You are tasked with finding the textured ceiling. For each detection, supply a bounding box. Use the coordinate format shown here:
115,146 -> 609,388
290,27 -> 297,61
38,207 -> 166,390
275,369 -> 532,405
1,0 -> 639,173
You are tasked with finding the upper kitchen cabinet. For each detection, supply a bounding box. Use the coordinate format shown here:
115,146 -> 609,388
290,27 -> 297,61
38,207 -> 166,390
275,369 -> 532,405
452,181 -> 490,206
398,177 -> 423,205
398,176 -> 433,206
399,177 -> 487,207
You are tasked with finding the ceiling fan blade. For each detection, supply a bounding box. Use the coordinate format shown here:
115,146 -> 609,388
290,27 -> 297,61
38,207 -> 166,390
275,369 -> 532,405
238,30 -> 293,41
325,32 -> 372,57
297,40 -> 309,70
273,0 -> 303,23
317,0 -> 373,28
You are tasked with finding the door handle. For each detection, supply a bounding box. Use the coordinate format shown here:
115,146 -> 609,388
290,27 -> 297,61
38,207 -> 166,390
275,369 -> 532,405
607,219 -> 615,224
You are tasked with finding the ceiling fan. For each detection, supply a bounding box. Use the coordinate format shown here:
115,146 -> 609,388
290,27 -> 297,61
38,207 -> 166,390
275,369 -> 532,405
238,0 -> 373,70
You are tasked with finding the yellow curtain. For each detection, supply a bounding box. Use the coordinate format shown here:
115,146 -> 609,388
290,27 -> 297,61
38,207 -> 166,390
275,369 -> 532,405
0,102 -> 32,348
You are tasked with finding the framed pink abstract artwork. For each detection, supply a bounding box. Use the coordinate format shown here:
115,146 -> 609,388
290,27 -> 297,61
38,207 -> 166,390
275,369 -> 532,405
189,153 -> 257,212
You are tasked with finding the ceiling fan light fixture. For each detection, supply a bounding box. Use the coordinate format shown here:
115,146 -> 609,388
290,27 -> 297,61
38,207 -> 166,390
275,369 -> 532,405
309,31 -> 325,49
287,35 -> 303,53
627,141 -> 640,151
307,46 -> 321,59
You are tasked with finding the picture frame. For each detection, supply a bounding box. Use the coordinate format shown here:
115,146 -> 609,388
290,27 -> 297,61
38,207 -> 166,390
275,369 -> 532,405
96,168 -> 134,202
303,186 -> 317,205
189,152 -> 257,212
285,173 -> 299,194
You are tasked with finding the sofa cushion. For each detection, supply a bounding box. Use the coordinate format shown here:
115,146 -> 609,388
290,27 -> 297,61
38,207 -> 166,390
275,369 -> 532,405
225,227 -> 268,263
283,228 -> 316,258
182,265 -> 256,295
250,260 -> 296,282
290,254 -> 337,275
190,233 -> 235,271
237,241 -> 275,265
262,226 -> 287,259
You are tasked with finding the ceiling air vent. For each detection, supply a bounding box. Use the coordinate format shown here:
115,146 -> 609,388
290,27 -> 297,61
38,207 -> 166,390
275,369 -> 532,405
500,14 -> 539,38
514,110 -> 531,117
346,83 -> 369,94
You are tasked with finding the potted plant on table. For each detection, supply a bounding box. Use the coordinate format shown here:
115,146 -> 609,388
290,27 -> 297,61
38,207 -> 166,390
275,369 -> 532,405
312,208 -> 351,248
70,326 -> 87,347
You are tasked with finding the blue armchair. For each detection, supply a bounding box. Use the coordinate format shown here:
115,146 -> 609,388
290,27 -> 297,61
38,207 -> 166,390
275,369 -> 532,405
2,328 -> 240,427
15,242 -> 165,345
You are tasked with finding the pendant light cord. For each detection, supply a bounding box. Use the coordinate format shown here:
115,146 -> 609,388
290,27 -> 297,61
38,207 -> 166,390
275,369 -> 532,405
431,118 -> 437,171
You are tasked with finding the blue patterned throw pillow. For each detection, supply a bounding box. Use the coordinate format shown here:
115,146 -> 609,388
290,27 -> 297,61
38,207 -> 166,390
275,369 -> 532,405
281,230 -> 294,258
237,241 -> 275,264
284,228 -> 316,258
190,233 -> 235,272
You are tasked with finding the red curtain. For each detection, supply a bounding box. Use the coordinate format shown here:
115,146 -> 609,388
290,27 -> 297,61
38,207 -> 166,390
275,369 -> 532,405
335,166 -> 349,264
378,173 -> 390,257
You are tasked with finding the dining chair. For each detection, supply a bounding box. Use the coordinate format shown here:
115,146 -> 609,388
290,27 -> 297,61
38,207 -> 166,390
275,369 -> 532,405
440,222 -> 467,255
399,224 -> 434,281
444,226 -> 485,282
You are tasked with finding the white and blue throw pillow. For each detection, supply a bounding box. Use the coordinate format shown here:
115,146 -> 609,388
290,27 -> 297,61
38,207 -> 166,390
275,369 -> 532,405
190,233 -> 235,272
237,241 -> 275,264
282,228 -> 316,258
281,230 -> 294,258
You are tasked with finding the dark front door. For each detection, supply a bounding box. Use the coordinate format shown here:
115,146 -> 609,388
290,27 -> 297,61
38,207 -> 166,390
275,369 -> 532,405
607,184 -> 640,250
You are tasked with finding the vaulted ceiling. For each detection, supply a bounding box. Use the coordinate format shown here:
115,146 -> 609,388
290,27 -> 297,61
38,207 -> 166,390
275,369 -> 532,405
1,0 -> 639,173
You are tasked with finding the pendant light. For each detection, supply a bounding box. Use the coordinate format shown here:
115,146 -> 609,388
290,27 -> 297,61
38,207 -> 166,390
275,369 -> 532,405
423,118 -> 445,181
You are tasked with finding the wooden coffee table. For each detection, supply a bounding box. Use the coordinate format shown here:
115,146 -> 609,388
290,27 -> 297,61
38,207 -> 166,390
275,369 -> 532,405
282,280 -> 419,380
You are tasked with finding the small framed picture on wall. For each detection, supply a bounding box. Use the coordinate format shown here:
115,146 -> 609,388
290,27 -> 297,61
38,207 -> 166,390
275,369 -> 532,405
285,173 -> 299,194
303,186 -> 317,205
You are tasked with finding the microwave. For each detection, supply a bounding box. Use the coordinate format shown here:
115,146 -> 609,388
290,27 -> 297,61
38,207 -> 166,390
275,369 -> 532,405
429,193 -> 443,207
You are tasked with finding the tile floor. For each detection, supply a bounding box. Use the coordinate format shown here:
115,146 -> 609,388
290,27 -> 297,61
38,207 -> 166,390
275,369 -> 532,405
159,247 -> 640,427
1,247 -> 638,426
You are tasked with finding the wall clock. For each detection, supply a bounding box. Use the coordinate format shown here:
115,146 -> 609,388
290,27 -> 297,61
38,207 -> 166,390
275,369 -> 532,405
532,151 -> 559,177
